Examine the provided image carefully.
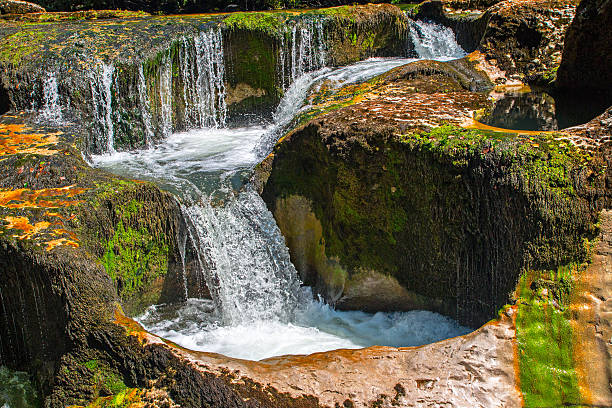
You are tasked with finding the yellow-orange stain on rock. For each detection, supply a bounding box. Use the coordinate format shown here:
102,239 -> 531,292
0,123 -> 61,156
0,185 -> 88,209
3,216 -> 50,239
45,238 -> 79,251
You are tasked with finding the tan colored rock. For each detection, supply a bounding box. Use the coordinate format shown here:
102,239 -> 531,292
122,308 -> 522,408
570,209 -> 612,406
225,82 -> 267,106
0,0 -> 44,14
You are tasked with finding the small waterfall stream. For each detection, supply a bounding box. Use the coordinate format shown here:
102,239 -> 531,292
91,19 -> 470,361
41,72 -> 62,123
409,19 -> 466,59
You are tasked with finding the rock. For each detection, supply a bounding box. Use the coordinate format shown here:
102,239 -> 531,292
0,4 -> 409,152
0,0 -> 45,14
556,0 -> 612,100
477,0 -> 577,86
259,56 -> 605,327
120,307 -> 521,408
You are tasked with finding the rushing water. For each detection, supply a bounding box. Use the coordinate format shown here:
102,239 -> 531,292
409,19 -> 466,60
92,21 -> 471,361
41,72 -> 62,123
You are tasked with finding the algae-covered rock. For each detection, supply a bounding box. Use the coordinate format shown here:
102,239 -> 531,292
412,0 -> 578,88
476,0 -> 577,86
0,4 -> 409,153
260,56 -> 607,326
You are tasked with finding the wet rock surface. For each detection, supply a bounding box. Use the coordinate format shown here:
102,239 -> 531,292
260,55 -> 608,327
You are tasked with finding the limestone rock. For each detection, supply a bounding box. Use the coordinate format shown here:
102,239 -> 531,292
556,0 -> 612,100
0,0 -> 45,14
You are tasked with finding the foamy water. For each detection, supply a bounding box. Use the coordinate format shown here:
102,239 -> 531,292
93,24 -> 471,361
137,298 -> 469,360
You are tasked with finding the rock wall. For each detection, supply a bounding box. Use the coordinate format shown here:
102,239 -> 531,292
556,0 -> 612,101
0,5 -> 409,154
259,59 -> 605,327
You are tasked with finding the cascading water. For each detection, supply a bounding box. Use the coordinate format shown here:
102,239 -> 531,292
84,26 -> 227,154
409,19 -> 466,60
279,19 -> 327,90
41,72 -> 62,123
93,19 -> 472,361
89,63 -> 116,153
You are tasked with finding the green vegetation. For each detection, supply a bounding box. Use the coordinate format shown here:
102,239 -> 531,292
80,359 -> 127,397
80,389 -> 143,408
101,220 -> 169,303
223,12 -> 285,36
515,265 -> 582,407
0,29 -> 47,66
0,366 -> 41,408
399,125 -> 599,198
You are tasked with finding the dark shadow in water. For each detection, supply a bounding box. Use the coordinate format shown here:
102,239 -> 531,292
482,90 -> 609,131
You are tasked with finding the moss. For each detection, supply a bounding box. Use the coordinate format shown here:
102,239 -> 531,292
264,119 -> 596,325
223,12 -> 285,37
78,358 -> 128,403
101,220 -> 169,309
0,28 -> 47,66
76,388 -> 143,408
514,265 -> 582,406
399,125 -> 598,198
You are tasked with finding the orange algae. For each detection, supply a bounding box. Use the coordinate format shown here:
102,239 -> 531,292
3,216 -> 50,239
463,118 -> 555,136
45,238 -> 79,251
0,123 -> 61,156
0,185 -> 88,209
114,308 -> 149,344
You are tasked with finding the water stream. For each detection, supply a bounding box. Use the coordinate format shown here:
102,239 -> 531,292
92,21 -> 471,361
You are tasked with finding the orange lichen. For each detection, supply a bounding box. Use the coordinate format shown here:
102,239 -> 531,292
114,308 -> 149,344
45,238 -> 79,251
3,216 -> 50,239
0,185 -> 88,209
0,123 -> 61,156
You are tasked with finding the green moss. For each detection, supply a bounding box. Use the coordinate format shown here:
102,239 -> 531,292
101,220 -> 168,304
81,388 -> 143,408
223,12 -> 285,37
0,29 -> 47,65
515,265 -> 582,407
399,125 -> 598,198
79,359 -> 128,403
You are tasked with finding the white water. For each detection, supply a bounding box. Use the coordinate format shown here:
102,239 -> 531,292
280,19 -> 328,89
89,63 -> 116,153
92,21 -> 470,361
41,72 -> 62,123
409,19 -> 466,60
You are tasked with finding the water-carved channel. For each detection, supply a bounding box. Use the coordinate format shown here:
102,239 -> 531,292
91,21 -> 472,360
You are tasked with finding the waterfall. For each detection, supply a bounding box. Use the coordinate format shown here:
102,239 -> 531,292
41,72 -> 62,123
183,187 -> 305,325
138,65 -> 154,147
279,19 -> 327,89
85,26 -> 226,154
408,20 -> 466,60
89,63 -> 116,153
193,27 -> 227,128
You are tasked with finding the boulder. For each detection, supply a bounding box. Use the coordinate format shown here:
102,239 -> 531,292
556,0 -> 612,100
0,0 -> 45,14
